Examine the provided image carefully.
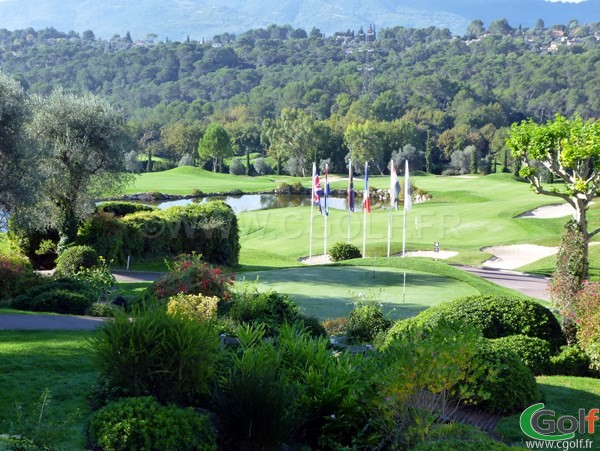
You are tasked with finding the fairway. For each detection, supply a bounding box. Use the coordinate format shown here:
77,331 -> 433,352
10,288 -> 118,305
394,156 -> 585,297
240,265 -> 478,320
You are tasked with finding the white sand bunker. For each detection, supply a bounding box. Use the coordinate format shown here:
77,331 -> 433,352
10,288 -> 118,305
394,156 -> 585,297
298,254 -> 332,265
401,250 -> 458,259
518,203 -> 575,219
481,244 -> 558,270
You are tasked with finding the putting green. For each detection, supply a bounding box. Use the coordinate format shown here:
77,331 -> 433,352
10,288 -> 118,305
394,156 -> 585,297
239,265 -> 478,321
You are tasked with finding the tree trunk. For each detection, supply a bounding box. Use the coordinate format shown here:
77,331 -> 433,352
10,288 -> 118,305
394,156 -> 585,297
574,199 -> 590,279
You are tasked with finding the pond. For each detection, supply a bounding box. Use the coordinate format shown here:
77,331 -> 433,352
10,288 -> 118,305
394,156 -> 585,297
142,193 -> 382,214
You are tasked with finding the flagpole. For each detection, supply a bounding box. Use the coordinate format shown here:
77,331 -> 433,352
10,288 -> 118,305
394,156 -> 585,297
402,204 -> 406,257
309,163 -> 315,264
324,163 -> 328,258
387,208 -> 392,257
363,161 -> 369,258
348,160 -> 351,243
362,207 -> 367,258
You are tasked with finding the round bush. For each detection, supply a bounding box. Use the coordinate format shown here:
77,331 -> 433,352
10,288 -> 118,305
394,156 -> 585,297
88,396 -> 217,451
490,335 -> 552,376
346,302 -> 392,343
10,278 -> 96,314
399,295 -> 565,351
328,242 -> 362,262
54,245 -> 98,277
0,254 -> 38,301
463,339 -> 541,414
229,158 -> 246,175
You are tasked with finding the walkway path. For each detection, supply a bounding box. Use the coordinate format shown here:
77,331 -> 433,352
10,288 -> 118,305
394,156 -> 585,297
457,266 -> 550,301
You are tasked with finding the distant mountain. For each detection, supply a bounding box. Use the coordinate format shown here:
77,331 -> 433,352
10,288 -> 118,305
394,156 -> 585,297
0,0 -> 598,40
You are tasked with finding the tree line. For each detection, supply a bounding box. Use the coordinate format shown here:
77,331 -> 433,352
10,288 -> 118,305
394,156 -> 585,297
0,20 -> 599,179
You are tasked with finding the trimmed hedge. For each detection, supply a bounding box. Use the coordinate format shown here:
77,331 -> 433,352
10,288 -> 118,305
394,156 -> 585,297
87,396 -> 217,451
388,295 -> 565,351
78,201 -> 240,266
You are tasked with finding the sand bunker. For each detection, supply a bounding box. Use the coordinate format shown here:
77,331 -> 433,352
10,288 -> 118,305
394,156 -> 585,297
481,244 -> 558,270
298,254 -> 332,265
518,203 -> 575,219
401,250 -> 458,259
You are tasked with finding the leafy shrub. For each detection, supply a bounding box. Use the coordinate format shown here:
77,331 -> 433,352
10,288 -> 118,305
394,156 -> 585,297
228,289 -> 300,336
413,423 -> 517,451
152,253 -> 234,302
89,307 -> 219,405
7,218 -> 60,269
0,254 -> 38,301
96,201 -> 155,217
11,278 -> 97,314
76,211 -> 127,264
253,157 -> 272,175
392,295 -> 565,351
548,345 -> 593,377
179,153 -> 194,167
88,396 -> 217,451
328,242 -> 362,262
346,300 -> 392,343
490,335 -> 552,375
167,293 -> 220,322
463,339 -> 541,414
276,181 -> 292,193
296,315 -> 328,338
228,157 -> 245,175
54,245 -> 98,277
575,282 -> 600,369
86,301 -> 118,317
323,317 -> 348,336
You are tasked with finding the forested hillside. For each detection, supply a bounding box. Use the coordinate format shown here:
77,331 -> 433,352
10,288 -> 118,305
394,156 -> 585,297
1,21 -> 599,176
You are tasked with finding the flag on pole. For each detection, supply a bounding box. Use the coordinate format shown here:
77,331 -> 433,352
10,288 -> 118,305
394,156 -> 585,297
324,163 -> 330,216
348,163 -> 355,212
390,160 -> 400,210
363,162 -> 371,213
404,160 -> 412,211
313,163 -> 323,214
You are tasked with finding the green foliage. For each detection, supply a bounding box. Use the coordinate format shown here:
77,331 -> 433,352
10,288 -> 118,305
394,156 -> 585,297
413,423 -> 517,451
10,278 -> 97,314
0,254 -> 38,301
78,201 -> 240,266
54,245 -> 98,277
87,397 -> 217,451
198,122 -> 232,173
550,220 -> 587,318
489,335 -> 552,375
89,307 -> 219,405
575,282 -> 600,370
228,289 -> 301,336
228,157 -> 245,175
152,253 -> 234,301
166,293 -> 220,322
328,241 -> 362,262
346,297 -> 392,343
96,201 -> 156,217
548,345 -> 593,377
464,339 -> 541,414
389,295 -> 565,351
214,323 -> 371,449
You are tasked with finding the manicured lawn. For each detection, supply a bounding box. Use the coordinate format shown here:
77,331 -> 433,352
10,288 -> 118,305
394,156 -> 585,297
496,376 -> 600,446
122,166 -> 298,195
0,331 -> 97,450
240,258 -> 524,321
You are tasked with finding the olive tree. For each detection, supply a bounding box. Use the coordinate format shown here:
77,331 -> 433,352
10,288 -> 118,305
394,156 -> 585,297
198,122 -> 232,173
28,90 -> 133,249
507,114 -> 600,275
0,73 -> 39,230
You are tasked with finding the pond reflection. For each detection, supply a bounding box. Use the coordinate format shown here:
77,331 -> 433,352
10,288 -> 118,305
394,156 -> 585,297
149,194 -> 380,214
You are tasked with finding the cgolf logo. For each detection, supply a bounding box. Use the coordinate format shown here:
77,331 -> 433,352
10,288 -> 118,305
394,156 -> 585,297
520,403 -> 598,440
